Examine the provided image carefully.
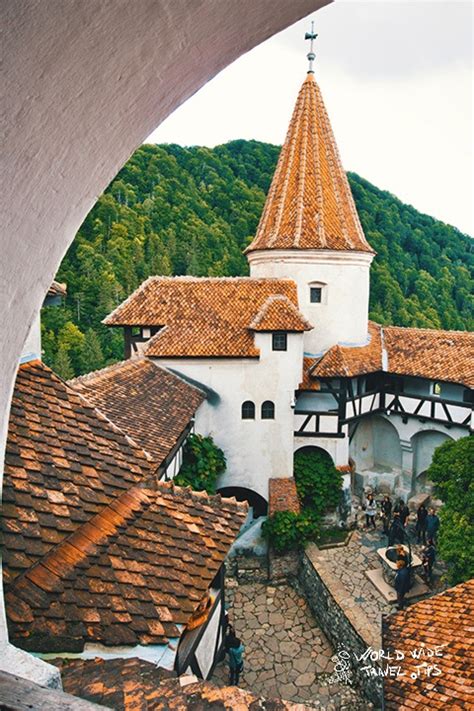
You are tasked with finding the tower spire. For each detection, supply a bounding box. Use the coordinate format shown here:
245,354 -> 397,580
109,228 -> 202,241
305,21 -> 318,74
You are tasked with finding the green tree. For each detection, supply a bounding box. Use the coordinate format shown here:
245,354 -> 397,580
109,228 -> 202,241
53,345 -> 74,380
79,328 -> 104,374
427,436 -> 474,584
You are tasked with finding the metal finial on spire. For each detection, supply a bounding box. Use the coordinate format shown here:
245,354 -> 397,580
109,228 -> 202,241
304,21 -> 318,74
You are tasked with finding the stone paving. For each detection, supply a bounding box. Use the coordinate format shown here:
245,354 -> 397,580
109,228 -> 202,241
212,582 -> 372,710
317,519 -> 448,626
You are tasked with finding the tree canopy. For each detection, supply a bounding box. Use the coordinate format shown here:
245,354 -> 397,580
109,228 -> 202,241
427,436 -> 474,585
42,140 -> 473,376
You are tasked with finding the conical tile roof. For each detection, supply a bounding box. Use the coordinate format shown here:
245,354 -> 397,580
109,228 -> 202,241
246,73 -> 374,254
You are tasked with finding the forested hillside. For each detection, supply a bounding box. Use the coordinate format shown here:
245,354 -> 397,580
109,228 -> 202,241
42,140 -> 473,378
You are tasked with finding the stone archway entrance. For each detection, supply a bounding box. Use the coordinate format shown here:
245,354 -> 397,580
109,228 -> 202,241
349,415 -> 402,493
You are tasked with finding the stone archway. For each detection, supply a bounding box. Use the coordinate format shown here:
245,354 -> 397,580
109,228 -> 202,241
411,430 -> 453,495
217,486 -> 268,518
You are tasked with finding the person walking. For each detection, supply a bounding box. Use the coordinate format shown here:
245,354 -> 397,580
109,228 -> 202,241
416,504 -> 428,544
388,512 -> 405,546
365,493 -> 377,530
422,539 -> 436,584
394,559 -> 411,610
426,508 -> 440,544
381,495 -> 392,535
227,634 -> 245,685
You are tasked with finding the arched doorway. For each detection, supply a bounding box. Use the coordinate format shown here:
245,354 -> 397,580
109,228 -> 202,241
350,415 -> 402,473
217,486 -> 268,518
411,430 -> 453,495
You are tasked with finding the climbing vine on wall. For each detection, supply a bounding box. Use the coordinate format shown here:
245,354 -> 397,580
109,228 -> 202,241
174,434 -> 226,495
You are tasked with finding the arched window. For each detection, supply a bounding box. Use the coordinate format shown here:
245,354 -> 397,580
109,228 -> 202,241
261,401 -> 275,420
241,401 -> 255,420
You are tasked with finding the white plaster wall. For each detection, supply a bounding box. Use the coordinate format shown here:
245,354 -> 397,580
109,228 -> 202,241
0,0 -> 328,674
349,419 -> 375,471
155,332 -> 304,501
293,434 -> 349,468
412,430 -> 453,476
248,250 -> 373,354
194,597 -> 222,680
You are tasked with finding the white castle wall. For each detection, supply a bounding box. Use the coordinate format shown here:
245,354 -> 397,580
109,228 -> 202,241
248,249 -> 374,355
154,332 -> 304,502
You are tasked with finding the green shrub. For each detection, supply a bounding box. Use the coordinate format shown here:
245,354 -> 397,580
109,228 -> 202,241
174,434 -> 226,494
294,448 -> 343,515
262,510 -> 320,553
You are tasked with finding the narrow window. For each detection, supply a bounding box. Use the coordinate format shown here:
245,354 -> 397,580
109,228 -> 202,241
241,401 -> 255,420
261,401 -> 275,420
433,382 -> 442,396
310,287 -> 322,303
272,332 -> 287,351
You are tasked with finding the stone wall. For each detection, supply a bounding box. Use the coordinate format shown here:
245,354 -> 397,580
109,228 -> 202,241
299,544 -> 383,707
268,550 -> 300,582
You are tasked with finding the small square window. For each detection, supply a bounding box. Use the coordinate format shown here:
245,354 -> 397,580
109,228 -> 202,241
310,287 -> 322,303
272,332 -> 287,351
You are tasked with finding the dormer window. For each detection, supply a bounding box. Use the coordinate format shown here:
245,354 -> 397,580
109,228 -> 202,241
310,287 -> 322,303
142,327 -> 151,339
272,332 -> 287,351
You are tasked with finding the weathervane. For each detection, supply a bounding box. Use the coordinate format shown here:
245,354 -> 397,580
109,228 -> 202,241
305,21 -> 318,73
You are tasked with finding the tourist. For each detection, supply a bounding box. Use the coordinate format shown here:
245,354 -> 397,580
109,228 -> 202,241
381,495 -> 392,535
422,539 -> 436,584
399,500 -> 410,527
227,634 -> 245,685
416,503 -> 428,544
394,559 -> 411,610
426,508 -> 440,543
388,512 -> 405,546
365,493 -> 377,529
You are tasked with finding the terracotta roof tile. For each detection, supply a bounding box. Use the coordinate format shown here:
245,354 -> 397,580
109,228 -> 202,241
382,579 -> 474,710
6,482 -> 246,652
103,276 -> 307,357
246,73 -> 373,255
249,294 -> 313,332
55,657 -> 313,710
69,359 -> 205,466
383,325 -> 474,388
307,322 -> 474,388
269,478 -> 301,515
47,281 -> 67,298
2,361 -> 153,582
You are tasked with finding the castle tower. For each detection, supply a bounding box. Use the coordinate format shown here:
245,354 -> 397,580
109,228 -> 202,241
246,59 -> 375,355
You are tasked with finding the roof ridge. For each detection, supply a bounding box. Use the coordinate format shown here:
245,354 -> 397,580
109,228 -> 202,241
150,361 -> 207,399
383,324 -> 473,337
68,357 -> 146,387
159,480 -> 248,515
13,485 -> 151,592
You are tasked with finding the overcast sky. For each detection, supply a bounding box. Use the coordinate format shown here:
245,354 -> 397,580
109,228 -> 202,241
147,1 -> 473,236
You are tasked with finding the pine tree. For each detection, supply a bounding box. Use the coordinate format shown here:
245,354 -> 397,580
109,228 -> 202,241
53,345 -> 74,380
79,328 -> 105,375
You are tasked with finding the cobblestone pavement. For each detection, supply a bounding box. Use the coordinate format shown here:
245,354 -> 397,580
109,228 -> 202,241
317,521 -> 449,626
212,582 -> 372,710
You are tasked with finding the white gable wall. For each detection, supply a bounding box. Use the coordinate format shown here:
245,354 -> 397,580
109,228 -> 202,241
153,332 -> 304,501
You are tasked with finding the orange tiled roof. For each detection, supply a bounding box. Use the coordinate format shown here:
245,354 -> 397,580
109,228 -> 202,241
104,276 -> 309,357
269,478 -> 301,515
249,294 -> 313,332
69,359 -> 205,466
6,482 -> 246,652
383,325 -> 474,389
246,73 -> 374,255
306,322 -> 474,388
47,281 -> 67,298
2,361 -> 153,585
55,657 -> 313,710
382,579 -> 474,710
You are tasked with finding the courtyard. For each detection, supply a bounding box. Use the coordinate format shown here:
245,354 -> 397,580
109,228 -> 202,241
212,581 -> 372,709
